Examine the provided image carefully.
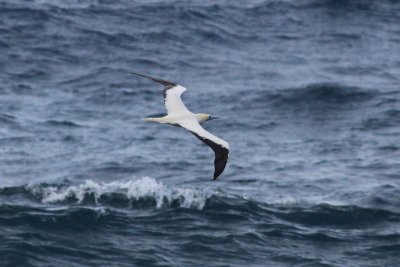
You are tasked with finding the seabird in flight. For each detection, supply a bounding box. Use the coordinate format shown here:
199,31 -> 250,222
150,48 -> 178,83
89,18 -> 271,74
132,72 -> 229,180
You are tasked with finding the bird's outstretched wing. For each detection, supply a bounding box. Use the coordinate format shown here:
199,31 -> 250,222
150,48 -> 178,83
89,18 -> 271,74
177,119 -> 229,180
131,72 -> 191,115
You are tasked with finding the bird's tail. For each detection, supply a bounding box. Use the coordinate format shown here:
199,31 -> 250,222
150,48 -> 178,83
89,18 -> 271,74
143,113 -> 168,123
142,117 -> 163,123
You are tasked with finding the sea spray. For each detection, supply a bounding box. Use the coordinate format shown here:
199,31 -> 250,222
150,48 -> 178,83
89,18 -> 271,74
29,177 -> 215,210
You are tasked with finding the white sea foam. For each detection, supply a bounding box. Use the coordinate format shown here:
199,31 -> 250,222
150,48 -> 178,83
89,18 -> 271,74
31,177 -> 215,210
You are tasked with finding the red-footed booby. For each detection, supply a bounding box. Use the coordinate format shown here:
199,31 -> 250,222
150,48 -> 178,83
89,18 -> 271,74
132,72 -> 229,180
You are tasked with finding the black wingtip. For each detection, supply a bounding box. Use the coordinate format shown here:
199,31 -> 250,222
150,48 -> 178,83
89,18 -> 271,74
131,72 -> 176,87
213,170 -> 223,180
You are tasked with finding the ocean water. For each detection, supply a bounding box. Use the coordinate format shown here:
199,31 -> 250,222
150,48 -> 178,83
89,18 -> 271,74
1,0 -> 400,266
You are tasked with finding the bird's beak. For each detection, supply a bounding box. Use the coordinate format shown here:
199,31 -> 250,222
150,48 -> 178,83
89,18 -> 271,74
209,116 -> 220,120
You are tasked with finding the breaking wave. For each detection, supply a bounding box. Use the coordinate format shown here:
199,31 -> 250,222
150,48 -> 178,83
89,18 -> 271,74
2,177 -> 400,227
21,177 -> 218,210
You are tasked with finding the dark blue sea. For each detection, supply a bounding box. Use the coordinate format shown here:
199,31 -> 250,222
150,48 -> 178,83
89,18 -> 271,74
1,0 -> 400,266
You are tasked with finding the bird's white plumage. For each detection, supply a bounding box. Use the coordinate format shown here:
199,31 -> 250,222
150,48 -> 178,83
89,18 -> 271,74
165,86 -> 229,150
164,85 -> 191,115
133,72 -> 229,179
177,118 -> 230,150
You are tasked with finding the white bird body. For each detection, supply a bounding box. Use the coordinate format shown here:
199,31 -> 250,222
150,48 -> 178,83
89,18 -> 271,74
133,72 -> 229,180
144,113 -> 207,124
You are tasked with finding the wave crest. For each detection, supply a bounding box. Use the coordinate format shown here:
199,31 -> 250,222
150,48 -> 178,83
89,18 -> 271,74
29,177 -> 213,210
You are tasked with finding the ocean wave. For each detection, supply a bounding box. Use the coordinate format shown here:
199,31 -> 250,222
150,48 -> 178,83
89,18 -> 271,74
0,5 -> 51,21
271,83 -> 376,105
234,83 -> 377,114
1,177 -> 400,227
27,177 -> 216,210
1,178 -> 267,214
275,204 -> 400,227
0,1 -> 261,53
44,120 -> 82,128
0,113 -> 17,125
358,109 -> 400,131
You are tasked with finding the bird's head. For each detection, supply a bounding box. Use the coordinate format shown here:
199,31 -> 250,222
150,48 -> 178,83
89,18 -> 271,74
197,113 -> 219,123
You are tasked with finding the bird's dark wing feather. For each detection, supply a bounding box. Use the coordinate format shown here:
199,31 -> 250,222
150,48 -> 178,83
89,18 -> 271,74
177,119 -> 229,180
132,72 -> 189,114
131,72 -> 176,98
189,131 -> 229,180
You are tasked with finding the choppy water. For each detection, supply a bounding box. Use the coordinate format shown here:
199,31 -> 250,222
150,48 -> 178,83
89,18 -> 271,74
1,0 -> 400,266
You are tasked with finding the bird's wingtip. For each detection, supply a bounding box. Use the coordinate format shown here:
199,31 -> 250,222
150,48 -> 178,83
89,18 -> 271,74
131,72 -> 146,77
130,72 -> 176,87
